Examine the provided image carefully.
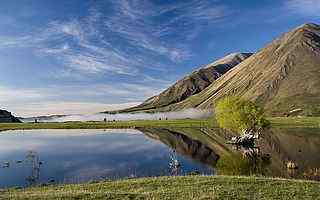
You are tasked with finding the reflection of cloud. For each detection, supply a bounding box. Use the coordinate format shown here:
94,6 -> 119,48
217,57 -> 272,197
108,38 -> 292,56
0,129 -> 160,155
0,129 -> 213,184
65,165 -> 115,181
0,139 -> 46,153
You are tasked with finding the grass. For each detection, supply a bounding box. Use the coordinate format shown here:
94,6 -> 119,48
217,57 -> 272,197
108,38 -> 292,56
0,119 -> 214,132
1,176 -> 320,200
0,117 -> 320,132
269,117 -> 320,128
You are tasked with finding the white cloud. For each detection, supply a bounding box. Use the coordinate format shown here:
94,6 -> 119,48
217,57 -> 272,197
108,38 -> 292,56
10,101 -> 140,117
0,83 -> 164,117
0,1 -> 231,116
0,87 -> 49,103
0,35 -> 34,48
103,0 -> 229,62
285,0 -> 320,18
42,43 -> 70,54
0,0 -> 230,76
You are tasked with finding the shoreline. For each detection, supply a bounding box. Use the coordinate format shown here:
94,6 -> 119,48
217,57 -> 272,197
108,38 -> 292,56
0,117 -> 319,132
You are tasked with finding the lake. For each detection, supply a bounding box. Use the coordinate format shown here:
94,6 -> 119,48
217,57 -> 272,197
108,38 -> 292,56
0,127 -> 320,188
0,129 -> 214,188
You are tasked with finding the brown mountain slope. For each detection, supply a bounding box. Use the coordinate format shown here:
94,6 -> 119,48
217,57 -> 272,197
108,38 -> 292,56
167,23 -> 320,116
113,53 -> 252,113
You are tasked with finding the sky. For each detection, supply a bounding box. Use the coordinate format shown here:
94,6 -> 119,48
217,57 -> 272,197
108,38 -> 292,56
0,0 -> 319,117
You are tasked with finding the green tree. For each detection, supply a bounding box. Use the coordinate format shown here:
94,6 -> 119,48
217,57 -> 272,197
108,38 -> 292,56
214,96 -> 270,135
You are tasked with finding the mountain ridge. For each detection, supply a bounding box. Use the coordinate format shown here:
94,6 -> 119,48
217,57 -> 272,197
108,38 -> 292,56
104,23 -> 320,116
163,23 -> 320,116
109,52 -> 252,113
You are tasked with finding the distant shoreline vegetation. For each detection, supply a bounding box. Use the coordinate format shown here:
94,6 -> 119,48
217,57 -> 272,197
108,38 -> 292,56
0,117 -> 320,132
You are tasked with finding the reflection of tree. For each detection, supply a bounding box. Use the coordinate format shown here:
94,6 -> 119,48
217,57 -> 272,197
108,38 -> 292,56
26,151 -> 41,186
169,150 -> 181,176
217,145 -> 271,176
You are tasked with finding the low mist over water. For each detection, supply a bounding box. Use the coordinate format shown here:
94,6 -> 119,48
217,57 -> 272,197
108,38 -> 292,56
22,109 -> 212,122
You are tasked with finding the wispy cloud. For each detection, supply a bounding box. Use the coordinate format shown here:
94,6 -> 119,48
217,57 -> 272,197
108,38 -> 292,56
39,18 -> 139,75
11,101 -> 140,117
0,87 -> 48,103
104,0 -> 228,59
285,0 -> 320,18
0,0 -> 230,77
0,1 -> 231,116
0,83 -> 164,116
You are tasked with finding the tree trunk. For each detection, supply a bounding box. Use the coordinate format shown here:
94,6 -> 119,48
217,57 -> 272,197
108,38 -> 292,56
227,129 -> 260,146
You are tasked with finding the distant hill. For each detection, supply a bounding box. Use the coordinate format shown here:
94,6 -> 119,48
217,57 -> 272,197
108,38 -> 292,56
110,52 -> 252,113
0,109 -> 21,123
163,23 -> 320,116
19,114 -> 68,123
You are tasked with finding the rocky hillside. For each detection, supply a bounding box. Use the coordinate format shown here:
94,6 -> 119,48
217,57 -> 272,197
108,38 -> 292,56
166,23 -> 320,116
0,109 -> 21,123
113,53 -> 252,113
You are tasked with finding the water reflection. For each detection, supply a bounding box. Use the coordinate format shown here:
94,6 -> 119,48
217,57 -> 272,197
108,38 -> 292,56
140,127 -> 320,181
0,129 -> 212,188
257,128 -> 320,180
0,127 -> 319,188
141,128 -> 220,168
169,150 -> 181,176
25,151 -> 42,186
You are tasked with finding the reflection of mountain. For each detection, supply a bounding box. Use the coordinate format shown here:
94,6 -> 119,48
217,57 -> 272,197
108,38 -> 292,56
140,127 -> 320,180
258,128 -> 320,178
140,128 -> 220,167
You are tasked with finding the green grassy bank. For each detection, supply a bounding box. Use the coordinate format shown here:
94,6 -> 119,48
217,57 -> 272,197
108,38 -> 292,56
0,119 -> 213,132
0,117 -> 320,132
1,176 -> 319,200
269,117 -> 320,128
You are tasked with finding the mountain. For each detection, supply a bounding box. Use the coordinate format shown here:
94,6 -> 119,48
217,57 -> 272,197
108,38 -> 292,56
165,23 -> 320,116
112,52 -> 252,113
0,109 -> 21,123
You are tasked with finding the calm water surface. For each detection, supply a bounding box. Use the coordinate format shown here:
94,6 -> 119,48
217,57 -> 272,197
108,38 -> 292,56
0,129 -> 213,188
1,127 -> 320,188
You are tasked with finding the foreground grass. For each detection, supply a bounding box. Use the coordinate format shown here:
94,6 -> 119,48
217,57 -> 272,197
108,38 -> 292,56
1,176 -> 320,200
0,117 -> 320,132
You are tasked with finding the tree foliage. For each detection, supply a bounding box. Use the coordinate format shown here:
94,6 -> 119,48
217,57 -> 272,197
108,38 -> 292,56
214,96 -> 270,134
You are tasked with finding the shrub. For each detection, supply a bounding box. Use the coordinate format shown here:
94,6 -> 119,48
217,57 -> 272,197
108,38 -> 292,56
214,96 -> 270,135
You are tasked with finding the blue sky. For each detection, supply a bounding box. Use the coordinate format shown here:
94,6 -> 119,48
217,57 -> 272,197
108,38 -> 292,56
0,0 -> 319,117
